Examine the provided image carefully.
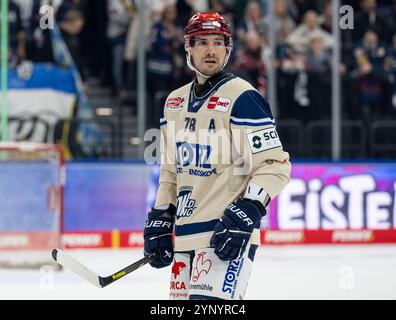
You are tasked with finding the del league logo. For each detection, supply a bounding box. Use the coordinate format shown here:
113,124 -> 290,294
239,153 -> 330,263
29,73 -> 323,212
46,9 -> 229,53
207,97 -> 231,112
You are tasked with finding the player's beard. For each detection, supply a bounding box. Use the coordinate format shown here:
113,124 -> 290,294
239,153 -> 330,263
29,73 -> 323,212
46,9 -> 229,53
192,56 -> 225,77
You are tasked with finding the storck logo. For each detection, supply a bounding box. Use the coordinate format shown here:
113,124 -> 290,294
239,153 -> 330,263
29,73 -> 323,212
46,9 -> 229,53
170,260 -> 187,291
192,252 -> 212,283
207,97 -> 231,112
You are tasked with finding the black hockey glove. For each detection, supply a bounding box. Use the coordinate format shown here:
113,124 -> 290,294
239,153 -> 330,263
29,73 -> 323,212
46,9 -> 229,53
210,198 -> 265,261
144,204 -> 176,268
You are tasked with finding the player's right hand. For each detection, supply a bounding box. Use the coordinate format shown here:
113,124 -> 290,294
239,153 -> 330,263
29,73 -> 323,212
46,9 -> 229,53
143,204 -> 176,268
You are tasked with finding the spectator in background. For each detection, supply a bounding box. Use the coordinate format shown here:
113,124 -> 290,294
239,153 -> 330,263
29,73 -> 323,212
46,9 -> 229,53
265,0 -> 296,45
306,32 -> 332,76
306,32 -> 332,120
57,2 -> 87,87
277,44 -> 308,121
125,0 -> 172,63
28,0 -> 65,64
146,3 -> 183,128
233,0 -> 250,21
57,0 -> 86,20
286,10 -> 333,51
234,32 -> 267,96
351,29 -> 391,120
210,0 -> 234,30
78,0 -> 108,82
145,0 -> 172,21
354,0 -> 390,43
235,1 -> 266,45
8,0 -> 26,67
124,0 -> 176,101
318,0 -> 332,34
176,0 -> 209,27
107,0 -> 132,97
291,0 -> 320,22
176,0 -> 195,28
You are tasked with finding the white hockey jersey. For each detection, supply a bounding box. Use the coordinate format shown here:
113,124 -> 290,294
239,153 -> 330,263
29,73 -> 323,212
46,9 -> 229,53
155,74 -> 291,251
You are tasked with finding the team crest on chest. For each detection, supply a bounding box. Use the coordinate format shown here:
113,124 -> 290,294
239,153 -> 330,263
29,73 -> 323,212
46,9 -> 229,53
207,97 -> 231,112
176,186 -> 197,218
165,97 -> 185,111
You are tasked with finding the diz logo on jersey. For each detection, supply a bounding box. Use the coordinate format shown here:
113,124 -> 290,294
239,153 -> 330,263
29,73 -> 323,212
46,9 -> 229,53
176,142 -> 212,169
176,189 -> 197,218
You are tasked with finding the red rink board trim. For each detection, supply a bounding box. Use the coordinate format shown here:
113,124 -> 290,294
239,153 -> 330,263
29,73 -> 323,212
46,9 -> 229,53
59,229 -> 396,249
261,229 -> 396,245
62,231 -> 111,248
62,231 -> 143,249
120,230 -> 144,247
0,232 -> 59,250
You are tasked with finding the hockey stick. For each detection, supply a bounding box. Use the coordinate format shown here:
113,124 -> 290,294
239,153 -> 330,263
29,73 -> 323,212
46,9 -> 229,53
51,248 -> 156,288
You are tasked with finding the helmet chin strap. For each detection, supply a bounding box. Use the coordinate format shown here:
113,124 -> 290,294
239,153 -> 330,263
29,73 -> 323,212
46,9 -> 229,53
186,51 -> 211,79
186,48 -> 232,80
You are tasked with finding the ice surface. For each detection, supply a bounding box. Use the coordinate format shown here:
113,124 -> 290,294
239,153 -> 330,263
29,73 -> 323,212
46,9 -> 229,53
1,245 -> 395,300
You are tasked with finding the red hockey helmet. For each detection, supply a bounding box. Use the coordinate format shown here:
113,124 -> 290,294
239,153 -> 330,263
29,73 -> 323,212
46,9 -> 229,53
184,12 -> 233,76
184,12 -> 233,50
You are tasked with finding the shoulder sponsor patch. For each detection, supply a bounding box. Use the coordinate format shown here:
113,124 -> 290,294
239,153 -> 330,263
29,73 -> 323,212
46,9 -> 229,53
165,97 -> 185,111
247,127 -> 282,154
207,97 -> 231,112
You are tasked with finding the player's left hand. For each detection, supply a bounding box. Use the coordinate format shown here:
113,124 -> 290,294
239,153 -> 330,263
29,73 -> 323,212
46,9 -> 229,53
210,198 -> 265,261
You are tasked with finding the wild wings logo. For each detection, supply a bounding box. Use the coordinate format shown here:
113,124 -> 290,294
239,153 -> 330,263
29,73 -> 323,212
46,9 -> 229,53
176,186 -> 197,218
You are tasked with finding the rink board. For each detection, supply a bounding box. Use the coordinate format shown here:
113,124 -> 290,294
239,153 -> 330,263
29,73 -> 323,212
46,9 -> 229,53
2,162 -> 395,249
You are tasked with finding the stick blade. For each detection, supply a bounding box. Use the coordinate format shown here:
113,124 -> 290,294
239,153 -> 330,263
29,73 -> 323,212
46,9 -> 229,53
52,248 -> 102,288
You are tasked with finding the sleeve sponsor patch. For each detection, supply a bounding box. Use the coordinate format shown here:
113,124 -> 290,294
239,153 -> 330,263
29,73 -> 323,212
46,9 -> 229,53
247,127 -> 282,154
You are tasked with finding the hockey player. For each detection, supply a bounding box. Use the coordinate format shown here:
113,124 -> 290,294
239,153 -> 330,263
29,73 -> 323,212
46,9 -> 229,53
144,12 -> 291,300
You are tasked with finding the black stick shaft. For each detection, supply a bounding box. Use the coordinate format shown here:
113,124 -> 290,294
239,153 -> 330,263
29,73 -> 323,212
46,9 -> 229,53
99,254 -> 156,287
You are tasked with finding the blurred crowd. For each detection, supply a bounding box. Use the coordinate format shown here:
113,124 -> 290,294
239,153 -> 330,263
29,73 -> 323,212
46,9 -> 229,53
6,0 -> 396,139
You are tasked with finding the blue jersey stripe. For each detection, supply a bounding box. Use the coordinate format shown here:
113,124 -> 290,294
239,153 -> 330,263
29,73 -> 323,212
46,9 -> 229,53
230,119 -> 275,126
175,219 -> 218,236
